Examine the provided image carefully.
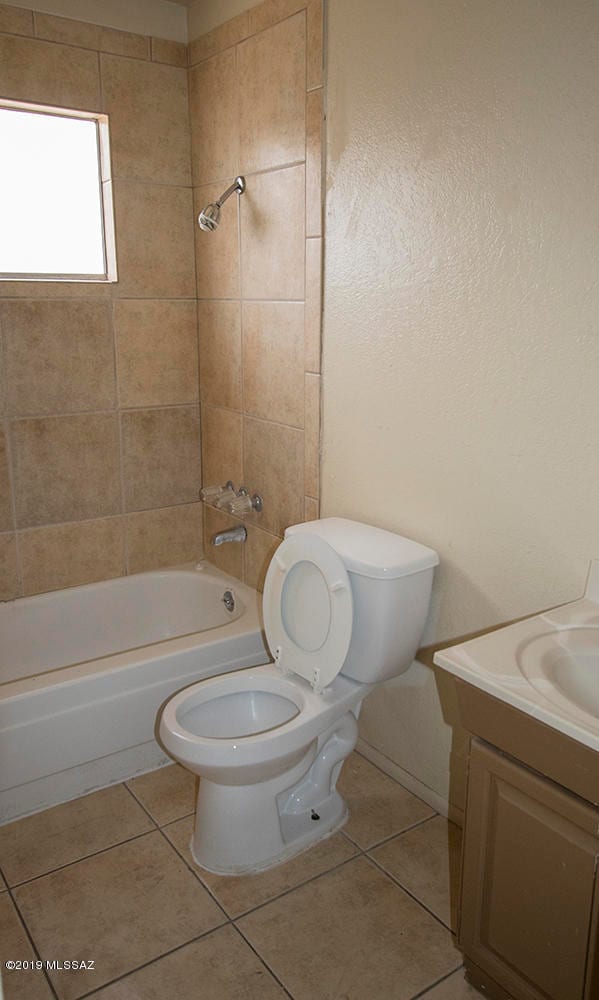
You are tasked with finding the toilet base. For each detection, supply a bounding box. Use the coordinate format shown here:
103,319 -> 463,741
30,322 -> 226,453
190,797 -> 348,876
189,749 -> 351,876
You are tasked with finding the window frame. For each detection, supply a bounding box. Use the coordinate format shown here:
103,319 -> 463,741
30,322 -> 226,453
0,98 -> 117,283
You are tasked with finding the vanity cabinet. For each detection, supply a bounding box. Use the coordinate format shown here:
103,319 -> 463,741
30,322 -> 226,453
455,682 -> 599,1000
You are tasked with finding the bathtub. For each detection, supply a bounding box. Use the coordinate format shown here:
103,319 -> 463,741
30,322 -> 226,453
0,563 -> 267,824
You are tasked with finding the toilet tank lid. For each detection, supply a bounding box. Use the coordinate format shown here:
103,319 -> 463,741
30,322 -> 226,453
285,518 -> 439,580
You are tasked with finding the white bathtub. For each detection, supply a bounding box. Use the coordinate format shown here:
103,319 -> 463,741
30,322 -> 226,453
0,563 -> 267,824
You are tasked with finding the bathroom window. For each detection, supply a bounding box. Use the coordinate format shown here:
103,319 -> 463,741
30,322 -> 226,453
0,99 -> 117,282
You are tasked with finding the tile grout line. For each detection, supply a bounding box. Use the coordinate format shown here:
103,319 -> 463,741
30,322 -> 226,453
409,965 -> 467,1000
230,923 -> 295,1000
4,826 -> 158,891
76,923 -> 233,1000
4,882 -> 61,1000
365,851 -> 458,937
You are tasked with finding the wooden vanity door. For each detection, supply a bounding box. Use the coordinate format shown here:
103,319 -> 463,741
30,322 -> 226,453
459,738 -> 599,1000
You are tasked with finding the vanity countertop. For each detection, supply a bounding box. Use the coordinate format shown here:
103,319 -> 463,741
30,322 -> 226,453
434,561 -> 599,753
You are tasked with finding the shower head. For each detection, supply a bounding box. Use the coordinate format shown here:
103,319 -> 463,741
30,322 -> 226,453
198,176 -> 246,232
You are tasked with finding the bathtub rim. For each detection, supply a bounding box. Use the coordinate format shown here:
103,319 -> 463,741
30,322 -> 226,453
0,561 -> 266,703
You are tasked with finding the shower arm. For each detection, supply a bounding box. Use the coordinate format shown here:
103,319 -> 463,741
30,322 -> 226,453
216,176 -> 246,208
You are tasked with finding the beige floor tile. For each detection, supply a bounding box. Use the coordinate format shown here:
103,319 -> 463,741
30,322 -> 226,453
126,763 -> 197,825
13,832 -> 225,1000
0,894 -> 54,1000
238,856 -> 461,1000
370,816 -> 462,929
0,869 -> 7,890
0,785 -> 153,887
164,814 -> 358,917
422,968 -> 482,999
91,925 -> 287,999
338,752 -> 436,849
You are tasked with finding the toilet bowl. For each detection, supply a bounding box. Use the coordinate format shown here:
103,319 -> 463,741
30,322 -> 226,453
159,518 -> 438,875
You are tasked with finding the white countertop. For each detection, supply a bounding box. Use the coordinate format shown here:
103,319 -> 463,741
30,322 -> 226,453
433,561 -> 599,753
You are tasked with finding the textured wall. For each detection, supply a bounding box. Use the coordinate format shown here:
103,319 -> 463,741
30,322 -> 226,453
323,0 -> 599,808
189,0 -> 324,590
0,7 -> 201,598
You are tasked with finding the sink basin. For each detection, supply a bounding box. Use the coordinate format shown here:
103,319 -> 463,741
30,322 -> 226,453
434,564 -> 599,752
517,628 -> 599,722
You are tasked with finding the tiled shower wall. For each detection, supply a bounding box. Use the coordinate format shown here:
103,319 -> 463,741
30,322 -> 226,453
0,5 -> 201,599
0,0 -> 323,600
190,0 -> 324,590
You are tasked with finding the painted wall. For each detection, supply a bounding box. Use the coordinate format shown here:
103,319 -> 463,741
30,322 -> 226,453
189,0 -> 324,591
323,0 -> 599,810
0,9 -> 201,598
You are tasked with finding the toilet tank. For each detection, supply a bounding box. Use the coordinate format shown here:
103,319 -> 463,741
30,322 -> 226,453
285,518 -> 439,684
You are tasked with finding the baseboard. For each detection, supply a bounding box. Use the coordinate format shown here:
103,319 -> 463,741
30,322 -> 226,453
356,738 -> 455,821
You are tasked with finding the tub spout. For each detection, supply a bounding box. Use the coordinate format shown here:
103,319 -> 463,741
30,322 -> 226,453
212,525 -> 247,546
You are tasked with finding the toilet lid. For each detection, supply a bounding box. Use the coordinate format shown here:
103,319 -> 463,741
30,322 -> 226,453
263,533 -> 353,693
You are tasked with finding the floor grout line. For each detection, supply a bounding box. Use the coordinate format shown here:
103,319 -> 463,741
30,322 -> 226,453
231,922 -> 295,1000
4,883 -> 60,1000
409,964 -> 467,1000
4,826 -> 158,892
76,923 -> 234,1000
365,852 -> 457,936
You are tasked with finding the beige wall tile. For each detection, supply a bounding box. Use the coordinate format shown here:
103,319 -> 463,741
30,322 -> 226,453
201,405 -> 242,488
305,237 -> 322,372
238,14 -> 306,175
12,414 -> 121,528
189,49 -> 238,186
198,300 -> 242,409
242,301 -> 304,427
121,406 -> 201,512
240,165 -> 305,300
194,183 -> 240,299
203,505 -> 243,579
304,372 -> 320,497
243,416 -> 304,535
102,55 -> 190,186
114,182 -> 196,299
306,88 -> 323,237
2,301 -> 115,416
115,300 -> 198,408
0,34 -> 101,109
0,281 -> 114,301
304,496 -> 319,521
0,424 -> 12,532
188,11 -> 249,66
20,517 -> 125,596
0,533 -> 19,600
34,13 -> 149,59
151,37 -> 187,67
306,0 -> 324,91
247,0 -> 305,35
244,523 -> 280,591
127,503 -> 202,573
0,3 -> 32,36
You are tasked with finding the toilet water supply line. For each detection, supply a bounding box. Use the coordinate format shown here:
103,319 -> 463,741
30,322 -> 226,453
279,712 -> 359,818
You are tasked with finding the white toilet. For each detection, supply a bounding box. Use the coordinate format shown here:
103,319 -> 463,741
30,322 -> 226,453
159,518 -> 438,875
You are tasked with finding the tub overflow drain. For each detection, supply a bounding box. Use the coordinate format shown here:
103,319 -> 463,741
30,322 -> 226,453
222,590 -> 235,613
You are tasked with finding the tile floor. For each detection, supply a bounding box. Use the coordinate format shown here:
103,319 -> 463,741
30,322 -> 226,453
0,752 -> 481,1000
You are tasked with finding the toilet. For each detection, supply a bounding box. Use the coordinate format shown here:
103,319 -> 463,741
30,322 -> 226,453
158,518 -> 438,875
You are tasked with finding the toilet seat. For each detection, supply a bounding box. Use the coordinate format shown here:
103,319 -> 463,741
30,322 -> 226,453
262,534 -> 353,693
